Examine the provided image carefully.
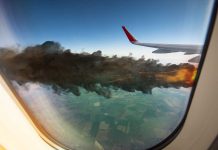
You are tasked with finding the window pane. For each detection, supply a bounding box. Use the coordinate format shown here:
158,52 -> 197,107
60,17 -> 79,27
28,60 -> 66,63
0,0 -> 215,149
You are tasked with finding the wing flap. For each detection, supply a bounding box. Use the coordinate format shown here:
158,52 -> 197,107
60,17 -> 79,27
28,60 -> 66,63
152,48 -> 179,53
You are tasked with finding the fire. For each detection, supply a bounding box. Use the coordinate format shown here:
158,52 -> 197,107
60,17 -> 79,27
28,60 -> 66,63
166,68 -> 197,85
156,67 -> 197,86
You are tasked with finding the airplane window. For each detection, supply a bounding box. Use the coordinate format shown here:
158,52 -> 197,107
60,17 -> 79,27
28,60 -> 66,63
0,0 -> 216,149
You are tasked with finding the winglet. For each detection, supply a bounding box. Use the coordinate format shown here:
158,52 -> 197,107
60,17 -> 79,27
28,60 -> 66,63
122,26 -> 137,43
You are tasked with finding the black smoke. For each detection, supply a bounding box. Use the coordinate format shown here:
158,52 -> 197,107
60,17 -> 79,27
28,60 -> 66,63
0,41 -> 196,98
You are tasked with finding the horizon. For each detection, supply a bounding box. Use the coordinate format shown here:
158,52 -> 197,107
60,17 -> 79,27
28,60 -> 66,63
0,0 -> 214,64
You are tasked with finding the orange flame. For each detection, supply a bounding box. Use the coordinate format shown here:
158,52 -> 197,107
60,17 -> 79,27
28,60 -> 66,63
166,68 -> 197,85
156,67 -> 197,86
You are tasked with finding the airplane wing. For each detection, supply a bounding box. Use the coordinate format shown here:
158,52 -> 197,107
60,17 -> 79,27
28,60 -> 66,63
122,26 -> 202,55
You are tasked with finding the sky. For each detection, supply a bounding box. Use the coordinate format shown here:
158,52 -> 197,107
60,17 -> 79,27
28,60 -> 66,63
0,0 -> 215,64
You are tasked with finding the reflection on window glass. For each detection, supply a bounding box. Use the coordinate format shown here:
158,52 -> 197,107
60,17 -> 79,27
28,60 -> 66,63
0,0 -> 215,149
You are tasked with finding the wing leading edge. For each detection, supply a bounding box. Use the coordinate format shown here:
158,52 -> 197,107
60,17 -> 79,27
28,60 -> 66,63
122,26 -> 202,61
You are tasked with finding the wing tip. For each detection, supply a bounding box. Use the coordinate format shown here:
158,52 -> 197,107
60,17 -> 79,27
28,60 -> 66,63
122,26 -> 137,43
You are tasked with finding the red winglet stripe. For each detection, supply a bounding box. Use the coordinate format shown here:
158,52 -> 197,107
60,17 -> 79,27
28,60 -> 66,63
122,26 -> 137,42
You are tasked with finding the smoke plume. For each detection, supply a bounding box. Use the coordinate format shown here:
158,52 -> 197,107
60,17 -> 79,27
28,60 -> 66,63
0,41 -> 197,98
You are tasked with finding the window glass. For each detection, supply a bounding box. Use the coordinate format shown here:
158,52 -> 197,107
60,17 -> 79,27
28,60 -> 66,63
0,0 -> 215,149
